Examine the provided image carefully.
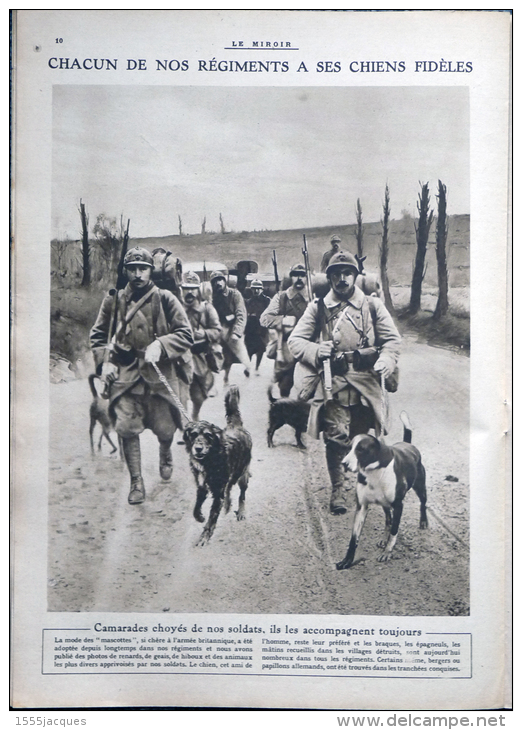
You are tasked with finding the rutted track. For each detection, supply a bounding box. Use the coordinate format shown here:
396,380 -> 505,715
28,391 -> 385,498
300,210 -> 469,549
48,335 -> 469,616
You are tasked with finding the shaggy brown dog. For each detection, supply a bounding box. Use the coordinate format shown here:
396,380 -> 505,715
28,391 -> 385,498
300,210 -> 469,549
183,385 -> 252,545
88,374 -> 118,455
267,386 -> 311,449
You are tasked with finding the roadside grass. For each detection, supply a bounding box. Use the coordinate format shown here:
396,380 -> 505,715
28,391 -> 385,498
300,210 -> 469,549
392,286 -> 470,352
391,285 -> 469,318
51,280 -> 107,369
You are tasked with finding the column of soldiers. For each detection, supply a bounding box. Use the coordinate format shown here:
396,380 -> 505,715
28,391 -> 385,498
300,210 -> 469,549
91,234 -> 400,518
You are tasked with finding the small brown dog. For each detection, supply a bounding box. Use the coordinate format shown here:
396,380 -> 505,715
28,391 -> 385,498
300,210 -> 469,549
88,374 -> 118,455
267,386 -> 311,449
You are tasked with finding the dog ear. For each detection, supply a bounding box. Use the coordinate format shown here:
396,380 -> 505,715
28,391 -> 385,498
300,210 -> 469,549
183,423 -> 197,445
205,424 -> 223,448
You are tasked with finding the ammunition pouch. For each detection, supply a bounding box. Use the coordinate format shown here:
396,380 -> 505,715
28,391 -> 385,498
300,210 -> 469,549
111,342 -> 138,366
330,346 -> 384,379
330,352 -> 353,377
353,346 -> 380,372
353,346 -> 399,391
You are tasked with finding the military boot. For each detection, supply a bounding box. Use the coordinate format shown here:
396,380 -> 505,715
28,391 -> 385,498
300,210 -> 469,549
326,441 -> 348,515
159,440 -> 173,481
122,436 -> 146,505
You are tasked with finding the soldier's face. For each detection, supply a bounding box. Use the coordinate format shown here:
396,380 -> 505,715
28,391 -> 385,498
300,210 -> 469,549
251,288 -> 262,297
126,265 -> 152,289
212,278 -> 226,294
330,267 -> 356,299
292,274 -> 306,290
183,288 -> 199,306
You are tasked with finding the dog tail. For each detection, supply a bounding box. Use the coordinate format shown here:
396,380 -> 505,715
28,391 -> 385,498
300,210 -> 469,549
400,410 -> 413,443
88,373 -> 99,399
267,383 -> 277,404
225,385 -> 243,428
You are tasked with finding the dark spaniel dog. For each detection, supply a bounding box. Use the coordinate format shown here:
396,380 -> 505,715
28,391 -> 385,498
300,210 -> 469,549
266,385 -> 311,449
183,386 -> 252,545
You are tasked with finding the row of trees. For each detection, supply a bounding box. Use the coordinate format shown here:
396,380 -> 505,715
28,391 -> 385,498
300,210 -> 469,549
179,213 -> 227,236
59,187 -> 450,325
356,180 -> 449,321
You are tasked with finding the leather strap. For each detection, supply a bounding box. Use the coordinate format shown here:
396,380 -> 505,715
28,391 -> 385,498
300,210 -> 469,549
114,287 -> 155,340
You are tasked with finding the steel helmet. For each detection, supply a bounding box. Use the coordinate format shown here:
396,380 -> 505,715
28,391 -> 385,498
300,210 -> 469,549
289,263 -> 307,277
325,251 -> 359,278
123,247 -> 154,267
181,271 -> 201,288
210,270 -> 227,283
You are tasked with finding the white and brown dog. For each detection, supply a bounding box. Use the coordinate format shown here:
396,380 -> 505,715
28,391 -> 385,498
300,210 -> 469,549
336,414 -> 428,570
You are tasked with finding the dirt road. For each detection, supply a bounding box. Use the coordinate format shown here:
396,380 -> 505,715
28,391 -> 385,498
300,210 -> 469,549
48,335 -> 469,616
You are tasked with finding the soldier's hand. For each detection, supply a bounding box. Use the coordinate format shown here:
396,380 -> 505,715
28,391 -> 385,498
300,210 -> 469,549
193,328 -> 206,341
101,362 -> 119,383
230,333 -> 240,342
317,341 -> 334,360
374,357 -> 393,378
144,340 -> 163,363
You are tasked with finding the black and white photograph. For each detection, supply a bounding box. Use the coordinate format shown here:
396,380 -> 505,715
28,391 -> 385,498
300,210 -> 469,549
48,84 -> 470,616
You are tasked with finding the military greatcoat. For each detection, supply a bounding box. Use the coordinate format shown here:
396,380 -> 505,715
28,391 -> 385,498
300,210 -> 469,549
90,281 -> 194,417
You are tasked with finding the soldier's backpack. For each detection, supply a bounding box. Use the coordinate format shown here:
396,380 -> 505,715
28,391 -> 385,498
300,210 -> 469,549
151,248 -> 183,298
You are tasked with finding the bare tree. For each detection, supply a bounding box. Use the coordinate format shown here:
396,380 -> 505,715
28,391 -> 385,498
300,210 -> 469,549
409,182 -> 434,315
219,213 -> 226,234
78,199 -> 91,287
201,216 -> 206,234
379,185 -> 396,317
433,180 -> 449,320
178,215 -> 183,236
354,198 -> 364,260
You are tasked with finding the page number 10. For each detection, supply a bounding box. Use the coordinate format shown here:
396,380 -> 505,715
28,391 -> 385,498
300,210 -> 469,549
55,38 -> 63,43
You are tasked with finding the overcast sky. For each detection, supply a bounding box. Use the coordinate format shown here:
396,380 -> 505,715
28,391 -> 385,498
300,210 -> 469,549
52,85 -> 469,239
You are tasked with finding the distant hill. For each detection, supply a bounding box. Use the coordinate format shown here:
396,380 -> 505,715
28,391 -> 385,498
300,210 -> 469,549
131,214 -> 469,289
50,214 -> 470,370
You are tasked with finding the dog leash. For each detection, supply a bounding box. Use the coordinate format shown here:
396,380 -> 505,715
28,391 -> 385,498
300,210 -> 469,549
150,361 -> 192,426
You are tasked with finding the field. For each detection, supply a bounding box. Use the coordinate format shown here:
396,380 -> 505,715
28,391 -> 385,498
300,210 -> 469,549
131,213 -> 470,290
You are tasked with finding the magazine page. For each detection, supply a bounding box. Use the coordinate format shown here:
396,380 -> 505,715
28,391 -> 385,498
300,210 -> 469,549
11,9 -> 511,710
